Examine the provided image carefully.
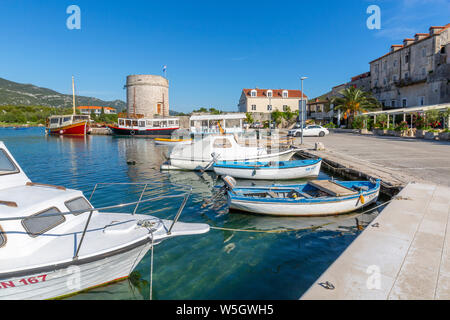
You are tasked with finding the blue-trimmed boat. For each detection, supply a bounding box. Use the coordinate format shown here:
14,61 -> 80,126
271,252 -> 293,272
222,176 -> 380,216
213,159 -> 322,180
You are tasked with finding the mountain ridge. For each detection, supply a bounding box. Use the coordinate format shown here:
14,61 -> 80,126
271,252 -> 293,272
0,77 -> 126,111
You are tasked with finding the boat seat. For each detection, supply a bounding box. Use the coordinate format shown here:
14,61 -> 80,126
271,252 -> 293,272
307,180 -> 357,197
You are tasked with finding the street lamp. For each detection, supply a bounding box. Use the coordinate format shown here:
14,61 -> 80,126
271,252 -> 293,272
300,77 -> 308,145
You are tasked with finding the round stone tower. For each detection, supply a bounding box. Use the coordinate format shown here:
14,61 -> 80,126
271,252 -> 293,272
125,75 -> 169,118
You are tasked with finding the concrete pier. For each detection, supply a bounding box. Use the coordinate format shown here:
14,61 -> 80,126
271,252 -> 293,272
301,182 -> 450,300
296,132 -> 450,300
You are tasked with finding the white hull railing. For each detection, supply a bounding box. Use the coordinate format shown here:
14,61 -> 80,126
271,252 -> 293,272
0,182 -> 193,261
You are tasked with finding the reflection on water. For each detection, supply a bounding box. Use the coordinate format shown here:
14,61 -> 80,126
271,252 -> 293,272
0,127 -> 388,300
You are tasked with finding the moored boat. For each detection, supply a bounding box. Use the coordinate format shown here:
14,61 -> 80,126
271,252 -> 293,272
161,134 -> 301,171
0,141 -> 209,300
213,159 -> 322,180
45,77 -> 90,136
154,137 -> 192,146
108,117 -> 180,137
46,114 -> 90,135
222,176 -> 380,216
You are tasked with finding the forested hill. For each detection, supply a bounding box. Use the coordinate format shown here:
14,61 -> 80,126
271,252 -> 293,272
0,77 -> 126,110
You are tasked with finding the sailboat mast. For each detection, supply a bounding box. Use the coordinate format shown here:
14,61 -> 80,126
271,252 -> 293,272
72,76 -> 76,115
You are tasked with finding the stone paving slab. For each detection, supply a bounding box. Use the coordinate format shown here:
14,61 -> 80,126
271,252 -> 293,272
301,183 -> 450,300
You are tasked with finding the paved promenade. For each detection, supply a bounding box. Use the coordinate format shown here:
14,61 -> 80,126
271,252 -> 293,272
301,182 -> 450,300
298,132 -> 450,187
297,132 -> 450,300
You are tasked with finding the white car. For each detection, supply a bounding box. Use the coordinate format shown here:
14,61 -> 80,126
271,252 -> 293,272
288,125 -> 329,137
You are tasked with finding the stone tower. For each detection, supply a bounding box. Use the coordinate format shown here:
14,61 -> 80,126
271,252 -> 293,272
125,75 -> 169,118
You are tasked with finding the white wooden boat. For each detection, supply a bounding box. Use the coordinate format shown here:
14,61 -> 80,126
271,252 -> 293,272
161,134 -> 301,171
0,141 -> 209,300
213,159 -> 322,180
154,138 -> 192,146
222,176 -> 380,216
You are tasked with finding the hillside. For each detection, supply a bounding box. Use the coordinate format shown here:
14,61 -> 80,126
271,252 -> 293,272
0,77 -> 126,111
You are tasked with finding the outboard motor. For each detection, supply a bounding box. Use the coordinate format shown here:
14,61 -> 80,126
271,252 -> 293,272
222,175 -> 237,193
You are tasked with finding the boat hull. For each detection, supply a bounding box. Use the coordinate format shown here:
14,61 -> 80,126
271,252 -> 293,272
213,160 -> 322,180
108,126 -> 178,137
228,188 -> 380,217
162,149 -> 299,171
0,240 -> 152,300
154,138 -> 192,146
47,121 -> 89,135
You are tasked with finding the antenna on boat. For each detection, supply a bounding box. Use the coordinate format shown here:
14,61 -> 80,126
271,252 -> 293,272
72,76 -> 76,115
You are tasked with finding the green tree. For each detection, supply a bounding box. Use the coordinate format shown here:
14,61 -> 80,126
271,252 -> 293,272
332,87 -> 381,128
245,112 -> 254,124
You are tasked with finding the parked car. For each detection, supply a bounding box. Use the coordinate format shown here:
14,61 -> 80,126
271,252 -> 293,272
288,125 -> 329,137
251,122 -> 264,129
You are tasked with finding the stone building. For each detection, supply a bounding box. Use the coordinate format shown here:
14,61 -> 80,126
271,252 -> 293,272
238,88 -> 307,114
349,72 -> 371,92
306,99 -> 331,124
125,75 -> 169,118
369,24 -> 449,109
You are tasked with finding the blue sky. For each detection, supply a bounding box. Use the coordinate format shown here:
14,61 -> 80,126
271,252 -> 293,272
0,0 -> 448,112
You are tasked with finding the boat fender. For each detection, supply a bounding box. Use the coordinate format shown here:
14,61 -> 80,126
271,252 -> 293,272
359,194 -> 365,204
130,130 -> 135,136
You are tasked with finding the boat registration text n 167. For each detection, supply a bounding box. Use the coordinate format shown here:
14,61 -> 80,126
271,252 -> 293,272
0,275 -> 48,289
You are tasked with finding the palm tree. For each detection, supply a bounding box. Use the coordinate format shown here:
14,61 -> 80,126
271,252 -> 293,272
332,87 -> 380,127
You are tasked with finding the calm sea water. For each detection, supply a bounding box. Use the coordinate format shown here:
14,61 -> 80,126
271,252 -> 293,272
0,127 -> 386,300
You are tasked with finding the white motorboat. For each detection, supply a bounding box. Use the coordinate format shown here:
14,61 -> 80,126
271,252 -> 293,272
0,141 -> 209,300
213,159 -> 322,180
161,134 -> 301,171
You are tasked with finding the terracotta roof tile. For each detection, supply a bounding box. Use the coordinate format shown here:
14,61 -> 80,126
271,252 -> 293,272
242,89 -> 307,99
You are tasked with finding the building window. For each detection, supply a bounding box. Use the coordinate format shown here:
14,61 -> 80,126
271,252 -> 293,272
267,90 -> 273,98
251,105 -> 256,111
251,90 -> 257,97
418,96 -> 425,106
404,72 -> 409,79
402,98 -> 407,108
282,90 -> 288,98
283,105 -> 289,111
422,48 -> 426,57
267,105 -> 272,111
375,65 -> 379,73
405,54 -> 409,64
393,75 -> 398,82
422,68 -> 426,77
391,100 -> 396,108
393,60 -> 397,67
383,78 -> 387,85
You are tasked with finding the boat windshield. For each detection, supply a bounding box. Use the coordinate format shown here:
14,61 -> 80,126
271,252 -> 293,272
0,149 -> 19,176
